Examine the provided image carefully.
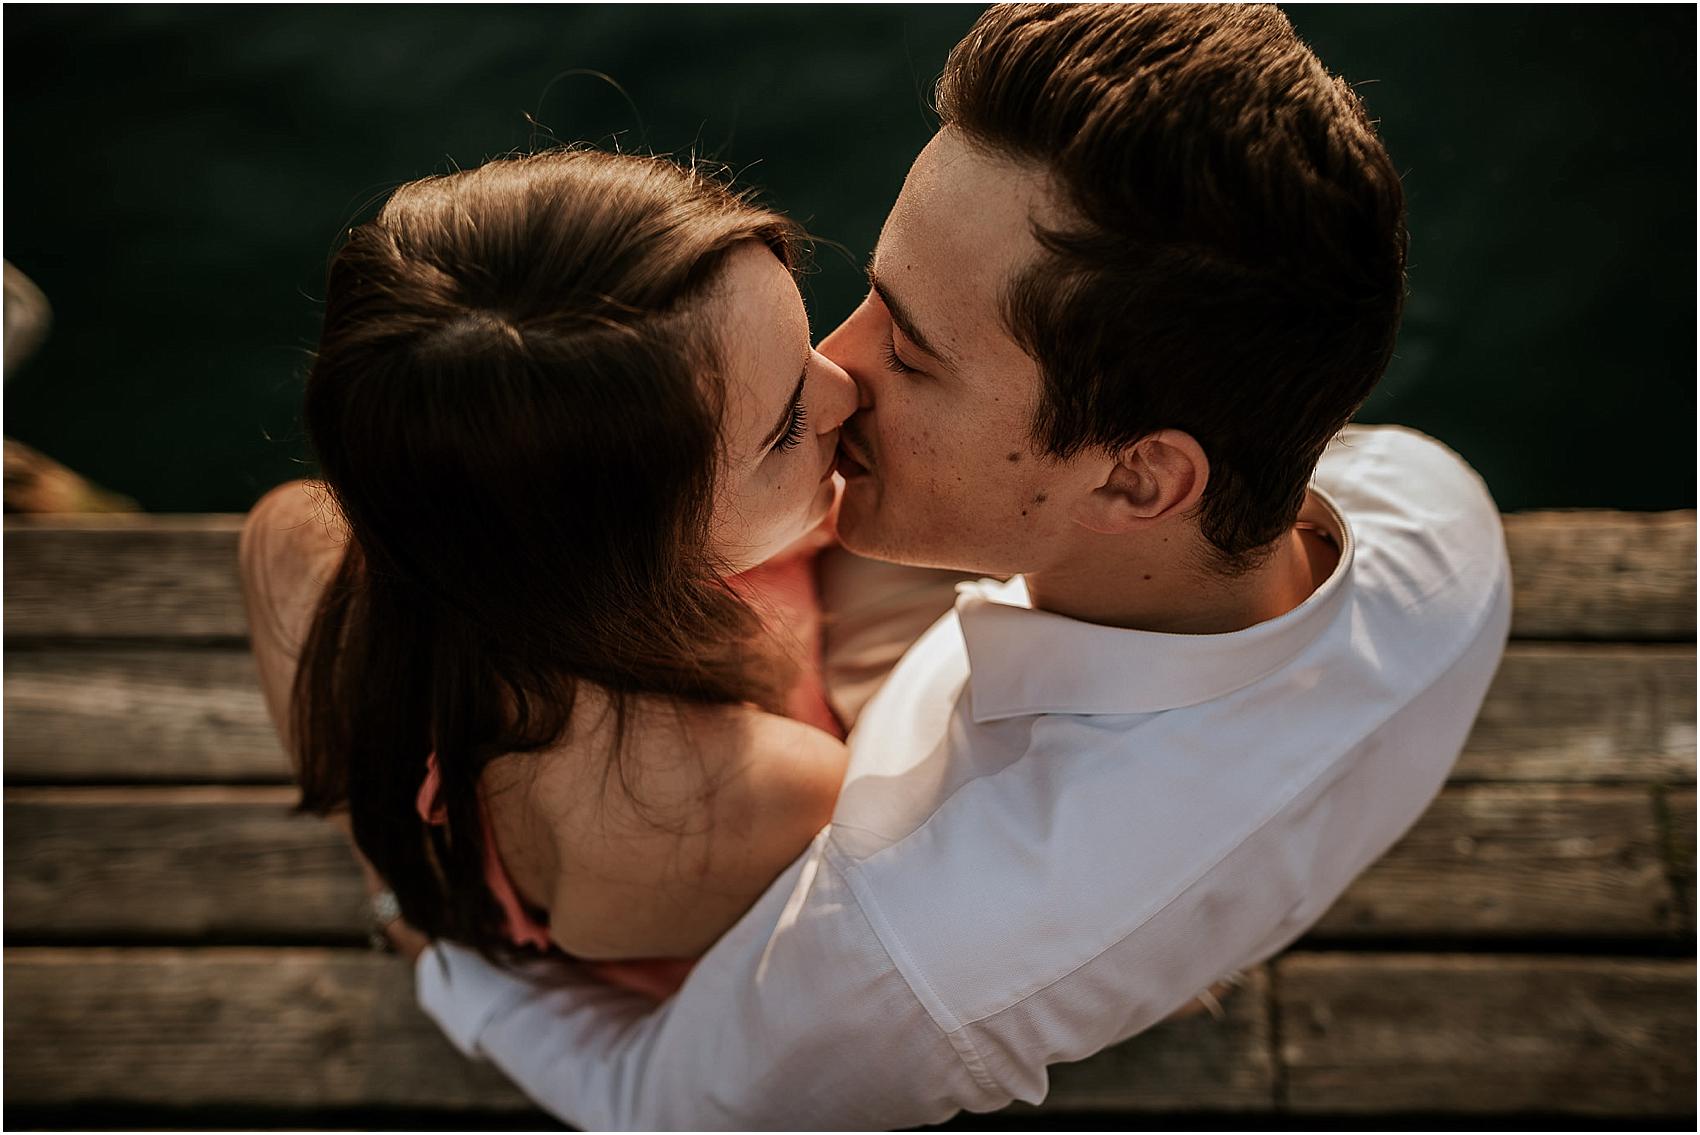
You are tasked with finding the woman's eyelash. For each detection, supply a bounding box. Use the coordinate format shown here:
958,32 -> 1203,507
882,335 -> 917,375
776,398 -> 809,452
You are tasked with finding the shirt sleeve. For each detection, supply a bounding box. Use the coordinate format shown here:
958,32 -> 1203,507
415,836 -> 995,1130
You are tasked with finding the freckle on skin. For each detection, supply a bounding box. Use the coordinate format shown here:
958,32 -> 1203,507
1021,510 -> 1028,517
1006,452 -> 1020,463
1143,574 -> 1153,581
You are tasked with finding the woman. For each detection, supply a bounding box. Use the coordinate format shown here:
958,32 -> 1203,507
240,148 -> 864,991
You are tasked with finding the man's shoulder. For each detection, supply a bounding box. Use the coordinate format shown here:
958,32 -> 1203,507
1319,424 -> 1508,622
1320,424 -> 1501,535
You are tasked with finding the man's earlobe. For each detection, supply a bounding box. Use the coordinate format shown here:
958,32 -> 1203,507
1071,431 -> 1209,535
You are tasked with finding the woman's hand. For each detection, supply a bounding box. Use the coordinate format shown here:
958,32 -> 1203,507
368,879 -> 432,962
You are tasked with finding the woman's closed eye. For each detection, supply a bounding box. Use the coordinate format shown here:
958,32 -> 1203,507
775,395 -> 809,452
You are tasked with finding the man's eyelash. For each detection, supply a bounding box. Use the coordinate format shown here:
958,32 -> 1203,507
882,335 -> 918,375
776,398 -> 809,452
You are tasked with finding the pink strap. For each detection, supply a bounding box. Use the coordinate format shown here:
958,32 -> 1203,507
415,753 -> 448,824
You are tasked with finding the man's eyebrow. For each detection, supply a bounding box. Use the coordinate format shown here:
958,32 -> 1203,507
757,365 -> 809,451
866,262 -> 956,368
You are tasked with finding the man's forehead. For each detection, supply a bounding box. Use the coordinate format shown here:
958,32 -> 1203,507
872,130 -> 1057,346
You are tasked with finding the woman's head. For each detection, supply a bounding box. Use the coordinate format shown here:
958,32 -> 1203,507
310,148 -> 848,619
294,148 -> 850,958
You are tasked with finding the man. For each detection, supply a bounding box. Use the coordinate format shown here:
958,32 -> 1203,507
413,5 -> 1510,1127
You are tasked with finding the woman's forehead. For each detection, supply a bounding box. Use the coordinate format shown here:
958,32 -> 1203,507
711,245 -> 810,459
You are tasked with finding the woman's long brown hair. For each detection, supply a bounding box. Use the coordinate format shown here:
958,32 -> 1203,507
292,149 -> 802,965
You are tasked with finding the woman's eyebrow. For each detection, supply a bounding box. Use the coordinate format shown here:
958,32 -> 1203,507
758,366 -> 808,451
866,261 -> 956,368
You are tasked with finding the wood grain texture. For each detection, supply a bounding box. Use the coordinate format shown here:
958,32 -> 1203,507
1665,788 -> 1695,933
6,643 -> 1691,786
10,950 -> 1692,1117
1455,643 -> 1695,782
2,948 -> 533,1110
1313,786 -> 1678,939
5,515 -> 247,639
6,786 -> 1683,944
1025,967 -> 1273,1112
1278,954 -> 1696,1116
2,948 -> 1264,1116
1503,510 -> 1696,641
4,788 -> 363,941
5,511 -> 1694,641
3,648 -> 289,783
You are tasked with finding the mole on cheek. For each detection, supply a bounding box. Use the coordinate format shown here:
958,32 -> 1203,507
1143,574 -> 1153,582
1006,452 -> 1021,463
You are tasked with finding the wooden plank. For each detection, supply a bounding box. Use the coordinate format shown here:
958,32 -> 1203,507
7,643 -> 1692,786
3,648 -> 290,783
7,786 -> 1683,944
1455,643 -> 1695,782
1022,967 -> 1273,1112
1278,954 -> 1696,1116
1665,788 -> 1695,933
4,515 -> 246,639
1311,786 -> 1677,939
5,510 -> 1694,642
3,948 -> 1265,1115
4,788 -> 363,942
7,951 -> 1692,1119
2,948 -> 533,1110
1503,510 -> 1695,641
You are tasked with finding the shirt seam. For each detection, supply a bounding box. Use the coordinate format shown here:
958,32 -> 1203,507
823,840 -> 1003,1096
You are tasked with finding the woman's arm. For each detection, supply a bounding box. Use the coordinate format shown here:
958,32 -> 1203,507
237,479 -> 346,757
238,480 -> 430,955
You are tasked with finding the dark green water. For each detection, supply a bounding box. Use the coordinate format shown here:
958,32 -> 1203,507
4,4 -> 1694,513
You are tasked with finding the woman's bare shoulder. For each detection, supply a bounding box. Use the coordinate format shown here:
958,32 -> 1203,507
239,480 -> 350,755
525,691 -> 848,959
239,480 -> 348,655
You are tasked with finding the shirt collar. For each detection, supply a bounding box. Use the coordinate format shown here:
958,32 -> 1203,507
956,487 -> 1355,723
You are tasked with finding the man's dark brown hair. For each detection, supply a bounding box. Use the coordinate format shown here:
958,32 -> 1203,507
937,3 -> 1408,573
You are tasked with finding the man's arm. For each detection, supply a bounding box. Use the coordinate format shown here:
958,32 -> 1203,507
416,838 -> 996,1130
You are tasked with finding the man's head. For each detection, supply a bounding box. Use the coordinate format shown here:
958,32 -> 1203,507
823,3 -> 1407,577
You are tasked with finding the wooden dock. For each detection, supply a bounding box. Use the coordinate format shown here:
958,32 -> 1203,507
4,510 -> 1695,1128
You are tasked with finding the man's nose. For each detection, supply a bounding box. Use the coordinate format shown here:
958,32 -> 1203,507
818,300 -> 879,412
812,351 -> 859,434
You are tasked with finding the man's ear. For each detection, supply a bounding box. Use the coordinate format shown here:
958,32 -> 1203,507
1070,430 -> 1210,535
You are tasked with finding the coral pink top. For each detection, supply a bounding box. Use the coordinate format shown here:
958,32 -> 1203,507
414,533 -> 844,982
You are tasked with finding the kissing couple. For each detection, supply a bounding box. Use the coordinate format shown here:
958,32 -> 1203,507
240,4 -> 1510,1128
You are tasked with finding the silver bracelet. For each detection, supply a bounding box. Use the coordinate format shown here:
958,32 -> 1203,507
368,888 -> 402,953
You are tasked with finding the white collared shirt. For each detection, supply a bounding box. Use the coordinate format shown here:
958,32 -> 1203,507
417,424 -> 1512,1130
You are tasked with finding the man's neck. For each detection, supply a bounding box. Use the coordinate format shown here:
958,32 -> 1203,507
1024,510 -> 1336,635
